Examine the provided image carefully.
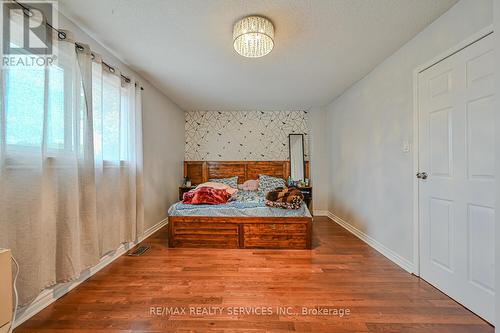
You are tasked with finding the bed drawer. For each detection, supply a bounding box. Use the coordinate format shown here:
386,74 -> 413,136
243,234 -> 307,249
174,222 -> 239,235
243,223 -> 307,235
242,223 -> 308,249
171,222 -> 239,248
168,217 -> 312,249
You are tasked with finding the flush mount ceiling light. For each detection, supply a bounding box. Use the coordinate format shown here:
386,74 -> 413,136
233,15 -> 274,58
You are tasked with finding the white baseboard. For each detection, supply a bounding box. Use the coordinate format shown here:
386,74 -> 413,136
313,210 -> 329,216
140,217 -> 168,242
13,217 -> 169,329
326,212 -> 415,274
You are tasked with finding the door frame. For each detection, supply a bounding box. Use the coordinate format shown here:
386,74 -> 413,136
411,25 -> 494,276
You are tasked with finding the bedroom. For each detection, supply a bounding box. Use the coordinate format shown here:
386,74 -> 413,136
0,0 -> 499,332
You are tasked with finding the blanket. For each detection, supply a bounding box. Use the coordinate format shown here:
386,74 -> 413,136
182,186 -> 232,205
265,187 -> 304,210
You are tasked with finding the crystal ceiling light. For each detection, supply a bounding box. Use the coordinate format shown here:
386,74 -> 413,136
233,16 -> 274,58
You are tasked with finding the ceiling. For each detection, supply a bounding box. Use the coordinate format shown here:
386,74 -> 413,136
58,0 -> 458,111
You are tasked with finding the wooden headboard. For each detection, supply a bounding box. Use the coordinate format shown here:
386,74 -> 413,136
184,161 -> 310,185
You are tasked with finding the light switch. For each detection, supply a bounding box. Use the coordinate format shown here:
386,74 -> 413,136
402,141 -> 410,153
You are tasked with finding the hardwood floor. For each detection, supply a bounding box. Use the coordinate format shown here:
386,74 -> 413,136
16,217 -> 493,333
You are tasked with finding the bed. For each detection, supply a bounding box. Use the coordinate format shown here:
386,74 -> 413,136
167,161 -> 313,249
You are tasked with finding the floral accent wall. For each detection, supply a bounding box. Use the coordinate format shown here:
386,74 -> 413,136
185,110 -> 309,161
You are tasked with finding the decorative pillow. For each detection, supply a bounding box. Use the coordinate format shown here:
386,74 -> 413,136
196,182 -> 238,195
230,189 -> 265,203
208,176 -> 238,189
258,174 -> 286,193
239,179 -> 259,191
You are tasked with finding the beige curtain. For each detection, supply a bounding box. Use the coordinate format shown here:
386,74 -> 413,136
0,30 -> 144,306
135,86 -> 145,238
92,57 -> 144,254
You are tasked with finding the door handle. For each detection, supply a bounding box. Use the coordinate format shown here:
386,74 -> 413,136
416,172 -> 428,180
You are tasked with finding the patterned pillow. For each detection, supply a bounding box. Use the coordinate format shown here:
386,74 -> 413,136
230,189 -> 265,203
258,174 -> 286,193
208,176 -> 238,189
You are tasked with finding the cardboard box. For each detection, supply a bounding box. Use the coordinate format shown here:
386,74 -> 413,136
0,249 -> 12,332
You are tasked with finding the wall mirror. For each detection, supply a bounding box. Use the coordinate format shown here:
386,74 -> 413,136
289,134 -> 305,181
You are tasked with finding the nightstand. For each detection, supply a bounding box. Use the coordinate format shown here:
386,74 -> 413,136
297,186 -> 312,212
179,186 -> 196,201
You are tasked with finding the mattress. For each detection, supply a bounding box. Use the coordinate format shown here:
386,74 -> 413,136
168,190 -> 311,218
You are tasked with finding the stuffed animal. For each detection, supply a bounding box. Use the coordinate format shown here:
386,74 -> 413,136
265,187 -> 304,209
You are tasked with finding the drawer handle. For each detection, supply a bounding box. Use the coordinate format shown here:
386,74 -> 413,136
270,224 -> 276,229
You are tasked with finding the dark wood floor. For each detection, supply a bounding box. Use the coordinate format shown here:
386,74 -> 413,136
16,217 -> 493,333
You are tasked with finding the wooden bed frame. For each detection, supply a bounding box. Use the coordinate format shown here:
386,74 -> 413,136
168,161 -> 312,249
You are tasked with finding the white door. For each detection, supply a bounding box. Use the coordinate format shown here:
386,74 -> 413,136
418,33 -> 495,323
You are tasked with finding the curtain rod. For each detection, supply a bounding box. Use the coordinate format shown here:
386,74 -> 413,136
12,0 -> 144,91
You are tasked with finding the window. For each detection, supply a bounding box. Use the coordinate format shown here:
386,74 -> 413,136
3,59 -> 130,162
5,67 -> 45,147
4,53 -> 76,154
102,74 -> 121,161
92,63 -> 130,162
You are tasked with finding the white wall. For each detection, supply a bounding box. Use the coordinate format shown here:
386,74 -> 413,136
58,13 -> 185,232
142,90 -> 184,230
309,107 -> 329,213
325,0 -> 493,264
